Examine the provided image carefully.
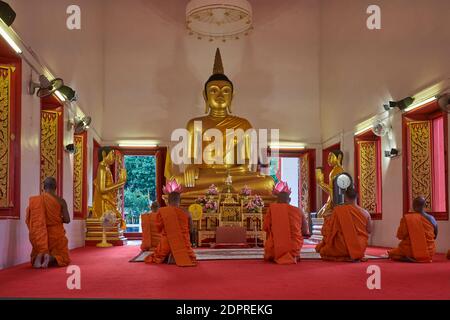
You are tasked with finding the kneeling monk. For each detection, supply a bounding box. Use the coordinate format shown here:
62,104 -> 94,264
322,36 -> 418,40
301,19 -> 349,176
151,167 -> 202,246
316,187 -> 372,262
145,180 -> 197,266
26,177 -> 71,268
388,196 -> 437,263
140,201 -> 161,251
264,181 -> 310,264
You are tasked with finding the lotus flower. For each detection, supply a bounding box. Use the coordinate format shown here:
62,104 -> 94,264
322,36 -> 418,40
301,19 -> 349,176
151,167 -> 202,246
207,184 -> 219,195
163,179 -> 183,195
240,185 -> 252,196
272,181 -> 292,195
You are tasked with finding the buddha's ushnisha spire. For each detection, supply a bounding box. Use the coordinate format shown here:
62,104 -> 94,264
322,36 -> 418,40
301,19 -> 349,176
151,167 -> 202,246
213,48 -> 224,75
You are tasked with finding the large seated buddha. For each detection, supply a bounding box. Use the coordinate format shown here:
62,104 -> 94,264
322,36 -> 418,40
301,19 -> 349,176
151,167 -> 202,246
167,48 -> 274,197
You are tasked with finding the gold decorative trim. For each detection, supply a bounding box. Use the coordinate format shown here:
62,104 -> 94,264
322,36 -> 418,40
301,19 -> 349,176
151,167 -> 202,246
300,153 -> 310,213
40,110 -> 59,192
73,134 -> 84,213
0,66 -> 11,207
408,121 -> 432,210
358,141 -> 377,213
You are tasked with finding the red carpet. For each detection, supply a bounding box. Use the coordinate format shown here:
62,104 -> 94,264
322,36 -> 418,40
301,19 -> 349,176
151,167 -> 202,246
0,245 -> 448,300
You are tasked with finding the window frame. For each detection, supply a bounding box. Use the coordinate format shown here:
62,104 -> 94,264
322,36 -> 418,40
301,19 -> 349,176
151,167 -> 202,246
73,131 -> 88,219
115,146 -> 167,239
268,148 -> 317,213
40,95 -> 64,197
0,53 -> 21,220
354,129 -> 383,220
402,100 -> 449,220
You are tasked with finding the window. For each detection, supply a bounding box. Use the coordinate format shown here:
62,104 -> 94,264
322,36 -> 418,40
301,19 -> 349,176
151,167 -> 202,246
40,96 -> 64,196
0,53 -> 21,219
403,100 -> 448,220
73,132 -> 87,219
268,149 -> 316,213
123,155 -> 157,232
354,130 -> 382,219
117,147 -> 167,238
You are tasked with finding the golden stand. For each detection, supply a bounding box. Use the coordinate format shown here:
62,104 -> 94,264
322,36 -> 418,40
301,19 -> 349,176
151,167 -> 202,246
96,227 -> 113,248
85,217 -> 127,246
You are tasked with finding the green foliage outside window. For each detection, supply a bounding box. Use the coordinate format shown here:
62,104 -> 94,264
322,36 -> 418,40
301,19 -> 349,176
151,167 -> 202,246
123,155 -> 156,225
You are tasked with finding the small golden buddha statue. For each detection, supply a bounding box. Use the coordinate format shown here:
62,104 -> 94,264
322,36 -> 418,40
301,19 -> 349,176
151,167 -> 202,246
316,150 -> 344,218
92,148 -> 127,229
168,48 -> 274,197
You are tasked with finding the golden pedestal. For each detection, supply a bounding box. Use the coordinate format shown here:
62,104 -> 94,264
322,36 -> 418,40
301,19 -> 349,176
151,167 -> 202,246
85,218 -> 127,246
175,193 -> 275,247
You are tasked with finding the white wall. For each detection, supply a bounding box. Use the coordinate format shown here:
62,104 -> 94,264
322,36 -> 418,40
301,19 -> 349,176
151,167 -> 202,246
320,0 -> 450,253
0,63 -> 86,269
0,0 -> 106,269
1,0 -> 449,269
101,0 -> 322,145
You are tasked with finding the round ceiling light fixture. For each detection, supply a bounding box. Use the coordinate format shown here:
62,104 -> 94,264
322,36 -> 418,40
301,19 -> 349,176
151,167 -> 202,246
186,0 -> 253,42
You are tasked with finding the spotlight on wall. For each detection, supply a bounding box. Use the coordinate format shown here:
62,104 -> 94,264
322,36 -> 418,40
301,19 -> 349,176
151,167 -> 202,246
74,116 -> 91,134
0,1 -> 16,26
384,148 -> 399,158
64,143 -> 76,154
383,97 -> 415,111
57,85 -> 77,102
29,74 -> 64,98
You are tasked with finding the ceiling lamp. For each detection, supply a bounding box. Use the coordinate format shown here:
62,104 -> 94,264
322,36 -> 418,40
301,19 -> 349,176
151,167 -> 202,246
186,0 -> 253,42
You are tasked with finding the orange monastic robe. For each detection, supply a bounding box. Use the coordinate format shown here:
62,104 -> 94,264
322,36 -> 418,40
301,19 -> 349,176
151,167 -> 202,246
263,203 -> 303,264
388,213 -> 436,263
316,204 -> 369,261
26,193 -> 70,267
145,207 -> 197,267
140,212 -> 161,251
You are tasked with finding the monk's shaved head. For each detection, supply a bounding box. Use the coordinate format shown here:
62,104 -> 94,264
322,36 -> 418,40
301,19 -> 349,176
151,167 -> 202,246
345,187 -> 358,201
168,192 -> 181,206
43,177 -> 57,192
277,192 -> 290,204
151,201 -> 160,212
413,196 -> 426,212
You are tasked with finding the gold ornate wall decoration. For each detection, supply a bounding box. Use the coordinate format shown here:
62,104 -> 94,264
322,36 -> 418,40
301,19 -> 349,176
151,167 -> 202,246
408,121 -> 432,210
300,154 -> 310,213
40,110 -> 59,192
114,150 -> 125,213
0,66 -> 11,207
358,141 -> 377,213
73,134 -> 84,213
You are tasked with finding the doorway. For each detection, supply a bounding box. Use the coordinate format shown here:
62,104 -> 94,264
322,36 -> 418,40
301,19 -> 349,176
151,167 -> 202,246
123,155 -> 157,233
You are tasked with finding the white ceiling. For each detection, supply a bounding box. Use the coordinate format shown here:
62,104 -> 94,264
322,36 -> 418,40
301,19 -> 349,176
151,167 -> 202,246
9,0 -> 450,146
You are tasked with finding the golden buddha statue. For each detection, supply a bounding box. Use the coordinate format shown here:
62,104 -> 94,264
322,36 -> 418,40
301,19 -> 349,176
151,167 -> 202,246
315,150 -> 344,218
92,147 -> 127,229
168,48 -> 274,197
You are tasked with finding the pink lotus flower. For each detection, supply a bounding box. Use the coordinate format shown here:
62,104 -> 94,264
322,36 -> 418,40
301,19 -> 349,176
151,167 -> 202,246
272,181 -> 291,195
244,194 -> 264,212
163,179 -> 183,194
207,184 -> 219,195
240,185 -> 252,196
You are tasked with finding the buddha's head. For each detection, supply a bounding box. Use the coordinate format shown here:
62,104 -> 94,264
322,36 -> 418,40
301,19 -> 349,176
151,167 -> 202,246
328,150 -> 343,167
204,48 -> 233,115
100,147 -> 115,166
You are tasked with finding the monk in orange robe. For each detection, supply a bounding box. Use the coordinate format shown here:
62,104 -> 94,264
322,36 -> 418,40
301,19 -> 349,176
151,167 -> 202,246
140,201 -> 161,251
264,181 -> 310,264
388,196 -> 438,263
316,187 -> 372,262
26,177 -> 71,268
145,180 -> 196,267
